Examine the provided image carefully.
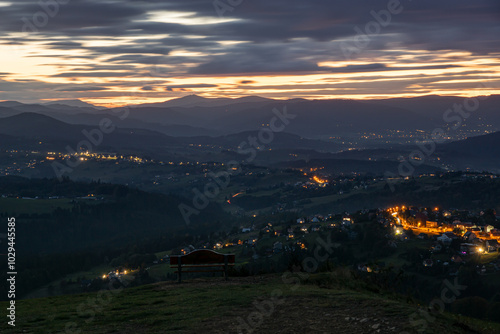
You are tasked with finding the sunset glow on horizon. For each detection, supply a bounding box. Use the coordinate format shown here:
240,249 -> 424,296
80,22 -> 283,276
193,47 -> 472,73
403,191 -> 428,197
0,0 -> 499,106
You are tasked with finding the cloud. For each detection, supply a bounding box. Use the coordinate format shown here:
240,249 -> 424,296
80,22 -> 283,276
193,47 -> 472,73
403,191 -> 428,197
0,0 -> 499,101
51,71 -> 137,78
165,84 -> 218,90
54,86 -> 109,92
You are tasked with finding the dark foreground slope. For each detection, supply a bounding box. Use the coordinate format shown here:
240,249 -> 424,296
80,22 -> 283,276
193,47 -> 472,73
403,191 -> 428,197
1,274 -> 499,334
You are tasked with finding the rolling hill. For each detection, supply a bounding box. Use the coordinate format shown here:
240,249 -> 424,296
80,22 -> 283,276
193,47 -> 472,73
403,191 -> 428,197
0,112 -> 179,151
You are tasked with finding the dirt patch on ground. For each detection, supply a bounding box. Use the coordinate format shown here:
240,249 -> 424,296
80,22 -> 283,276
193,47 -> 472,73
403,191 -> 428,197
151,276 -> 486,334
190,295 -> 413,334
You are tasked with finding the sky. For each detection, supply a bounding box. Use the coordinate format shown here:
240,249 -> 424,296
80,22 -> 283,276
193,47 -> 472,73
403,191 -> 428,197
0,0 -> 499,106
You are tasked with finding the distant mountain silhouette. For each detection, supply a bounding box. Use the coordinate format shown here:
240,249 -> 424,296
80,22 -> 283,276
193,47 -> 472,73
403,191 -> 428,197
121,97 -> 439,137
0,112 -> 178,150
44,99 -> 105,110
2,94 -> 500,145
437,131 -> 500,172
443,130 -> 500,155
132,94 -> 274,109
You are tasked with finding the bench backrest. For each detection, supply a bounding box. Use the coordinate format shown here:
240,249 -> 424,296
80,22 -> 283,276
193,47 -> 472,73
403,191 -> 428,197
170,249 -> 235,266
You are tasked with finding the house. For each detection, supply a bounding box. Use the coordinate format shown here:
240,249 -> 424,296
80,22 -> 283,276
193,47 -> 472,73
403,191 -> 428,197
462,222 -> 476,231
476,265 -> 487,275
451,255 -> 463,263
247,238 -> 258,246
297,218 -> 305,224
437,232 -> 458,245
300,226 -> 309,233
311,225 -> 321,232
273,241 -> 283,254
241,227 -> 252,233
262,227 -> 272,234
342,216 -> 353,226
454,222 -> 476,231
414,212 -> 427,227
431,243 -> 442,252
296,241 -> 307,250
426,221 -> 438,228
464,231 -> 478,242
423,259 -> 434,267
437,233 -> 453,245
485,225 -> 495,233
460,243 -> 484,255
357,264 -> 373,273
490,229 -> 500,238
328,222 -> 338,229
486,240 -> 500,252
444,232 -> 459,239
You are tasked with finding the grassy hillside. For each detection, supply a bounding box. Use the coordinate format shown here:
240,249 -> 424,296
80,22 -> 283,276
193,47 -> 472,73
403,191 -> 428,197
1,273 -> 500,334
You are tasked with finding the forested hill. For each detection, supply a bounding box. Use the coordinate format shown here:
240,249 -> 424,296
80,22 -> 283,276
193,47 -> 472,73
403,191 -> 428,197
0,176 -> 231,298
0,176 -> 230,255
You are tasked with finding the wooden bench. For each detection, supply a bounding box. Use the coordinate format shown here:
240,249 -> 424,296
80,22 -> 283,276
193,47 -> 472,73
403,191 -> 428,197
169,249 -> 235,283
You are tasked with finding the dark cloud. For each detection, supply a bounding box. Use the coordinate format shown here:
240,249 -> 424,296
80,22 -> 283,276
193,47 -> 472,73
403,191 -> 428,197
51,71 -> 137,78
0,0 -> 499,101
165,84 -> 218,90
327,64 -> 463,73
45,41 -> 83,48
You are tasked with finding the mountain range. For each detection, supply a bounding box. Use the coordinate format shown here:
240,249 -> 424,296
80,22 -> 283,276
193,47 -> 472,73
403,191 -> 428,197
1,94 -> 498,139
0,94 -> 499,173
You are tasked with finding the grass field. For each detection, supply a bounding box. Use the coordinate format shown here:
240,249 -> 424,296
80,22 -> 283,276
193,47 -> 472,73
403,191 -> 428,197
1,273 -> 499,334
